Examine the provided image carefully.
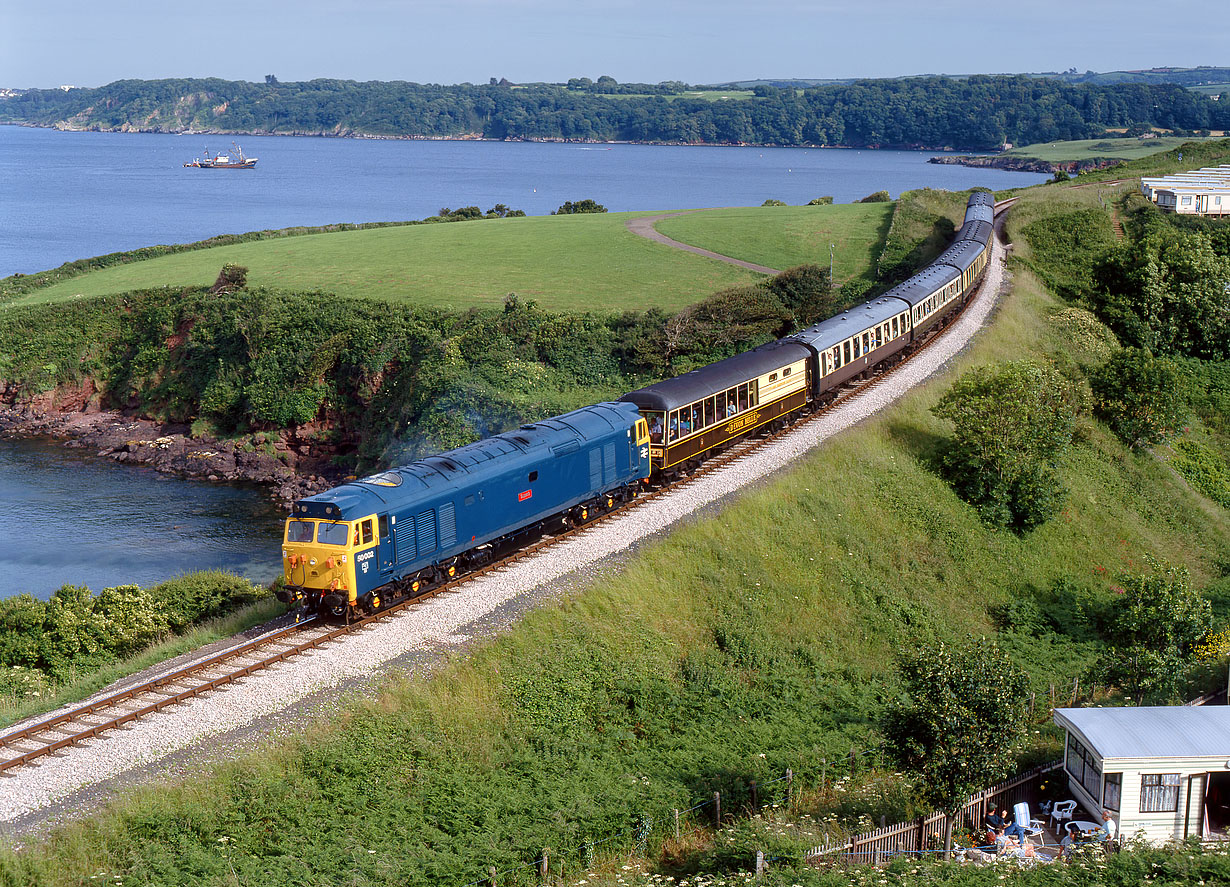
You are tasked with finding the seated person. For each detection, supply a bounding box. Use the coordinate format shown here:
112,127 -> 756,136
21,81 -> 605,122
649,418 -> 663,442
1059,822 -> 1085,858
999,808 -> 1029,844
982,810 -> 1006,834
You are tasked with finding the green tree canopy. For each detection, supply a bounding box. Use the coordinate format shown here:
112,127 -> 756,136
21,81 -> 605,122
932,360 -> 1081,531
884,639 -> 1030,855
1090,347 -> 1187,449
1096,560 -> 1212,704
552,199 -> 607,215
1093,225 -> 1230,359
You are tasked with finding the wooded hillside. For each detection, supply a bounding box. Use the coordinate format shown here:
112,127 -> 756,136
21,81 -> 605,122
3,75 -> 1227,149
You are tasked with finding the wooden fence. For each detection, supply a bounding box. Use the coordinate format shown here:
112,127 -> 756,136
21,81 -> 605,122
806,760 -> 1063,865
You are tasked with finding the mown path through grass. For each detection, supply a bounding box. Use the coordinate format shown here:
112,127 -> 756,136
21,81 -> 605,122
625,211 -> 782,274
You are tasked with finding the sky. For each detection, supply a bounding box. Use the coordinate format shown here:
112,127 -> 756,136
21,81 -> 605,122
2,0 -> 1228,89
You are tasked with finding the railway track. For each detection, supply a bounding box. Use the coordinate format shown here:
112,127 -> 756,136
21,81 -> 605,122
0,201 -> 1013,777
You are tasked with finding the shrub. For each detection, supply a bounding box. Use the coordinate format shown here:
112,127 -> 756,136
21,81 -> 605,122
761,199 -> 787,206
859,190 -> 890,203
1090,348 -> 1187,448
552,198 -> 607,214
932,361 -> 1079,532
210,263 -> 248,294
807,196 -> 834,205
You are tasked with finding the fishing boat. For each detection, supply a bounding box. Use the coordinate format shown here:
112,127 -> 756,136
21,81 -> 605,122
184,142 -> 258,169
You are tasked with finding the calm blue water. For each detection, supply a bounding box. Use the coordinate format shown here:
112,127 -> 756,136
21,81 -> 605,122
0,127 -> 1048,599
0,126 -> 1049,277
0,437 -> 285,599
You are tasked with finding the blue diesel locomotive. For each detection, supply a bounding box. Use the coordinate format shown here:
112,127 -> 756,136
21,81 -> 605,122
279,193 -> 996,619
279,403 -> 651,617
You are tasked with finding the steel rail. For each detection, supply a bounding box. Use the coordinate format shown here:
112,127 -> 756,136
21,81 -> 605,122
0,201 -> 1011,775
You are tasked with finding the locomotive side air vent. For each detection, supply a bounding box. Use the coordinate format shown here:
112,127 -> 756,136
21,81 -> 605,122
512,435 -> 531,446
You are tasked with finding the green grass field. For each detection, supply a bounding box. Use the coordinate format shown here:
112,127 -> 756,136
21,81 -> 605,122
596,90 -> 757,102
1005,135 -> 1224,163
14,205 -> 890,312
653,203 -> 893,284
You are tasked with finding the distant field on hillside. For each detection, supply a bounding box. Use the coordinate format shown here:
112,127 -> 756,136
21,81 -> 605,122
654,203 -> 893,284
17,206 -> 891,311
1006,136 -> 1223,162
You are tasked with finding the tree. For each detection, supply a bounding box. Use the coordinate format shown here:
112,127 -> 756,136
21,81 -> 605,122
552,199 -> 607,215
884,640 -> 1030,857
264,75 -> 279,85
1096,560 -> 1212,704
211,263 -> 248,294
932,361 -> 1080,531
1092,227 -> 1230,359
1090,348 -> 1187,449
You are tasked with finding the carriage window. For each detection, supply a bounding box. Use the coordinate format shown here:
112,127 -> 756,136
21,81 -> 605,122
360,519 -> 374,545
727,388 -> 739,416
647,411 -> 664,443
891,317 -> 899,337
704,397 -> 716,428
715,392 -> 727,419
691,404 -> 702,432
669,410 -> 680,441
875,327 -> 883,347
287,520 -> 315,543
831,346 -> 840,369
738,384 -> 749,411
749,380 -> 759,407
678,408 -> 692,436
843,340 -> 852,363
318,521 -> 350,546
862,332 -> 870,352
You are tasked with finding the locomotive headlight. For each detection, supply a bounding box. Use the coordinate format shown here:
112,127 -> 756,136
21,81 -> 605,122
309,557 -> 317,566
282,550 -> 290,558
340,555 -> 347,563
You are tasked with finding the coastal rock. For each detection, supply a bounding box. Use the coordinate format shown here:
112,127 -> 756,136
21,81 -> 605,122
0,403 -> 344,509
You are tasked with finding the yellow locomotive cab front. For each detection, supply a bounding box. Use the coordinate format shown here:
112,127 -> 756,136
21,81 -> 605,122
279,517 -> 358,608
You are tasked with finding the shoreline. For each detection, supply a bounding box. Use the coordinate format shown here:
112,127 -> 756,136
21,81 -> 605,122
0,120 -> 990,154
929,153 -> 1127,174
0,399 -> 339,508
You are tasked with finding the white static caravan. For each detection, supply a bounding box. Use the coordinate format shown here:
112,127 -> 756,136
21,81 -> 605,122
1053,706 -> 1230,844
1141,166 -> 1230,216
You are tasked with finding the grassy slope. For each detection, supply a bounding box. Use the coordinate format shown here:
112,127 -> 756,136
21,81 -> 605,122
1005,136 -> 1224,163
653,203 -> 893,283
7,181 -> 1230,885
14,206 -> 877,313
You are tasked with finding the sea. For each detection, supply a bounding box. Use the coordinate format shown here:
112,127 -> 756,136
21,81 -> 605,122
0,125 -> 1050,598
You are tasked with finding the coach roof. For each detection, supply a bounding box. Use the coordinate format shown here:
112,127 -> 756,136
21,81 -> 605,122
621,339 -> 812,412
786,297 -> 912,353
